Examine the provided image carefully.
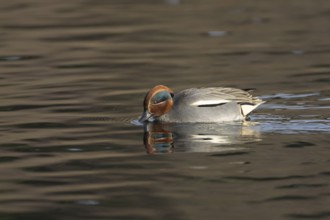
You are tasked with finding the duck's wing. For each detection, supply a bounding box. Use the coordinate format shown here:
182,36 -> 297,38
176,87 -> 264,116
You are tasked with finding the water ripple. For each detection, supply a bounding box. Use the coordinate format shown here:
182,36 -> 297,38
287,211 -> 330,219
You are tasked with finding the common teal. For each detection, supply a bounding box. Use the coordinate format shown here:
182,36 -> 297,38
139,85 -> 264,123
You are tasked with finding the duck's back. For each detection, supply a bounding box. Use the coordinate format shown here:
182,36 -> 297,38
158,87 -> 263,123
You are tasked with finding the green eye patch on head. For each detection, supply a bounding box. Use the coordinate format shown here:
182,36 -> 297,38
152,91 -> 172,104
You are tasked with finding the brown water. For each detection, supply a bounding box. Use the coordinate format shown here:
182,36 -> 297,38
0,0 -> 330,219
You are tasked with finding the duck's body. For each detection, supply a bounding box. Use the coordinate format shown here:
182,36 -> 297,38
139,85 -> 264,123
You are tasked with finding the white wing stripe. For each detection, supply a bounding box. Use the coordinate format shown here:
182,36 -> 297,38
191,100 -> 231,106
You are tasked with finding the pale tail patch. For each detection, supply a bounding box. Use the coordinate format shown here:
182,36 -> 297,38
240,102 -> 264,116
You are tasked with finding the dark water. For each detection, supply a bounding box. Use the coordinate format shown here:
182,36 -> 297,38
1,0 -> 330,219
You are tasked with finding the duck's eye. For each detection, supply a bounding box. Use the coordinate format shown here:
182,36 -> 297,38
152,91 -> 171,104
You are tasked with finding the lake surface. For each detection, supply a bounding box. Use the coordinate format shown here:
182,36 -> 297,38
0,0 -> 329,219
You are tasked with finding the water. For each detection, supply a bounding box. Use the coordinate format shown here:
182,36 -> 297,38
0,0 -> 330,219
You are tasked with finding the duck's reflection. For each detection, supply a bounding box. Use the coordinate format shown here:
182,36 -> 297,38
143,122 -> 261,154
144,123 -> 174,154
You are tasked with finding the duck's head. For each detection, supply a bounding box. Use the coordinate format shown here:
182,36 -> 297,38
139,85 -> 174,122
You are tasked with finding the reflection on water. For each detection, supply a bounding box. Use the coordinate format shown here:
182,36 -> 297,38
142,122 -> 261,154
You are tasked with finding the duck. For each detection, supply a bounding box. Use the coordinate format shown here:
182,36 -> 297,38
138,85 -> 264,123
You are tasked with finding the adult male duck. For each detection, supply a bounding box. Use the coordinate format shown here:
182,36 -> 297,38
139,85 -> 264,123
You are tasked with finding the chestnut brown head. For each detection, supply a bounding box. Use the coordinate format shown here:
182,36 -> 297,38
139,85 -> 174,122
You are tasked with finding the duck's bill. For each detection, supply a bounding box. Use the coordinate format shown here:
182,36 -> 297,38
138,111 -> 152,123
